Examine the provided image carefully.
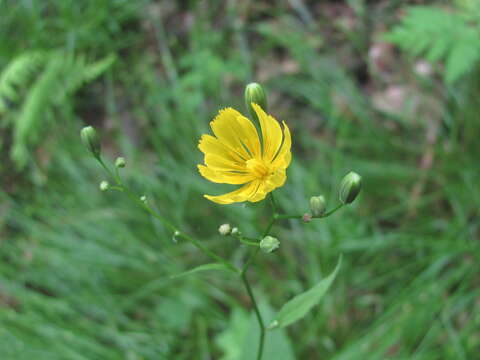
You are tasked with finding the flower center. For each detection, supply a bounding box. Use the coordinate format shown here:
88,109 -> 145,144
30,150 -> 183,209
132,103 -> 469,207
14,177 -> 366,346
246,158 -> 270,179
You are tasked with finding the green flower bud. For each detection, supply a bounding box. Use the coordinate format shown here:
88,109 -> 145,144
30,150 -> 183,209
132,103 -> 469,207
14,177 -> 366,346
80,126 -> 101,158
260,236 -> 280,253
218,223 -> 232,236
310,195 -> 326,217
339,171 -> 362,204
245,82 -> 268,121
99,180 -> 109,192
115,157 -> 126,168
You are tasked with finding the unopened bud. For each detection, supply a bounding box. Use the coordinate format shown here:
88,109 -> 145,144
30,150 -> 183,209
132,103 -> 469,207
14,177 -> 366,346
140,195 -> 147,203
260,236 -> 280,253
245,82 -> 268,121
99,181 -> 109,191
231,227 -> 239,235
218,223 -> 232,236
310,195 -> 326,217
115,157 -> 126,168
80,126 -> 101,158
339,171 -> 362,204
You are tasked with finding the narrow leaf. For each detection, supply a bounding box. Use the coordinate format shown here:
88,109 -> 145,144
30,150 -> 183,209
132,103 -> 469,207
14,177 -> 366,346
170,263 -> 233,279
269,255 -> 342,329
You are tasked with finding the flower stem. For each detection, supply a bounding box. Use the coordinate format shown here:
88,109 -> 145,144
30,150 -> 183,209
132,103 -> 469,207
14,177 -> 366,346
241,271 -> 265,360
276,203 -> 345,220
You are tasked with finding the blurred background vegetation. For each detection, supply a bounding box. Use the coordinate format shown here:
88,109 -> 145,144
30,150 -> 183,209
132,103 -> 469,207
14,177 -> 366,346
1,0 -> 479,359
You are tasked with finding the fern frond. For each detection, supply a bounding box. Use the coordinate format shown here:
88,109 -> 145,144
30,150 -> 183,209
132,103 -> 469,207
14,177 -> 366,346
12,56 -> 64,167
0,52 -> 45,114
2,51 -> 115,168
385,6 -> 480,83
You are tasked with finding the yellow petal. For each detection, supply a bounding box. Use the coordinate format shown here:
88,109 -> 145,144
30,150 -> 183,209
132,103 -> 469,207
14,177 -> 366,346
198,134 -> 246,163
204,180 -> 261,204
198,165 -> 254,185
272,121 -> 292,169
252,103 -> 283,162
210,108 -> 261,159
205,153 -> 245,172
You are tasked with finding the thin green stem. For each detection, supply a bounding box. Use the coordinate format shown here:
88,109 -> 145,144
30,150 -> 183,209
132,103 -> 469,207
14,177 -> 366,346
95,156 -> 238,273
241,247 -> 260,275
275,203 -> 345,221
241,272 -> 265,360
276,214 -> 302,220
239,238 -> 260,247
269,192 -> 278,213
322,203 -> 344,217
178,232 -> 238,273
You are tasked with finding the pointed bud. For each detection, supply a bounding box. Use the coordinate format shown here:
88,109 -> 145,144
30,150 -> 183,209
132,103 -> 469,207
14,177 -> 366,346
218,223 -> 232,236
260,236 -> 280,253
80,126 -> 101,158
115,157 -> 126,168
339,171 -> 362,204
245,82 -> 268,121
310,195 -> 326,217
99,181 -> 109,192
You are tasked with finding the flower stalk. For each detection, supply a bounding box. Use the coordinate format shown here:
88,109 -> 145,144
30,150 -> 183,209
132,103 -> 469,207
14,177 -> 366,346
81,83 -> 360,360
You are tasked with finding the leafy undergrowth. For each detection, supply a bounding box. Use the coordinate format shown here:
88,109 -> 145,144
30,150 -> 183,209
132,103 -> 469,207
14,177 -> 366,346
1,1 -> 479,359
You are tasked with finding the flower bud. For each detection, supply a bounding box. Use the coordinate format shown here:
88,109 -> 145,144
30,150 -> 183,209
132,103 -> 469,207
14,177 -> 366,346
99,180 -> 109,192
231,227 -> 239,235
245,82 -> 268,121
140,195 -> 147,204
310,195 -> 326,217
80,126 -> 101,158
115,157 -> 126,168
218,223 -> 232,236
260,236 -> 280,253
339,171 -> 362,204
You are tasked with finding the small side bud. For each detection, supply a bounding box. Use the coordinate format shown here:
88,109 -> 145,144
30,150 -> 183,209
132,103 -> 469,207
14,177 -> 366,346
115,157 -> 126,168
302,213 -> 312,223
99,181 -> 109,192
218,223 -> 232,236
231,227 -> 239,235
80,126 -> 101,158
339,171 -> 362,204
310,195 -> 326,217
245,82 -> 268,121
140,195 -> 147,204
260,236 -> 280,253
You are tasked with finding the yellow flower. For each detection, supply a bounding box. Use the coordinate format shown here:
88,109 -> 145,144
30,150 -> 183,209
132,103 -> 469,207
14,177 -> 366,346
198,103 -> 292,204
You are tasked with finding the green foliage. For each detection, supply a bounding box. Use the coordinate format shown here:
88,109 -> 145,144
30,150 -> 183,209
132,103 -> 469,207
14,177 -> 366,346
0,52 -> 45,114
1,1 -> 479,359
0,51 -> 115,167
269,255 -> 342,329
216,305 -> 295,360
170,263 -> 235,279
385,6 -> 480,83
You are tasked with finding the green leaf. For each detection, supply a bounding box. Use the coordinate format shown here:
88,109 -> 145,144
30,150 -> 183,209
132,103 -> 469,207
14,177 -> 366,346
170,263 -> 233,279
268,255 -> 342,329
